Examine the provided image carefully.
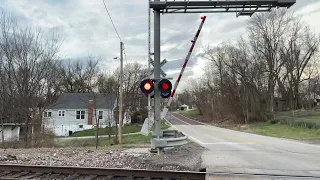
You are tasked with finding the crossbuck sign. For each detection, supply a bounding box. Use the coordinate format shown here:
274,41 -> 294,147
150,58 -> 167,77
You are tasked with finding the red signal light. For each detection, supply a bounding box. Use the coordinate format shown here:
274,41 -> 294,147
158,79 -> 172,98
162,83 -> 169,91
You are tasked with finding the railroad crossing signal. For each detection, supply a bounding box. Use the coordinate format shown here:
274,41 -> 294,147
150,58 -> 167,77
140,78 -> 172,99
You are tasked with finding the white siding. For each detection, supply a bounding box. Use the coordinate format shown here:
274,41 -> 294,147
43,109 -> 116,136
0,126 -> 20,142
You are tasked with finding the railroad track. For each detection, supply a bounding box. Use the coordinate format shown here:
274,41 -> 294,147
0,164 -> 206,180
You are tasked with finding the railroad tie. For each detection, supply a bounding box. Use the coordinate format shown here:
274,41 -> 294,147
6,171 -> 30,178
41,173 -> 61,180
83,174 -> 98,180
0,171 -> 12,177
20,173 -> 43,179
65,173 -> 81,180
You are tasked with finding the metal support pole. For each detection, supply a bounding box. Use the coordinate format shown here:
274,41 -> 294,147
147,0 -> 152,133
154,4 -> 161,139
118,41 -> 124,144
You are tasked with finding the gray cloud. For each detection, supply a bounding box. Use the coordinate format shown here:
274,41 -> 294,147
1,0 -> 319,88
309,8 -> 320,15
290,0 -> 320,11
162,58 -> 194,71
167,68 -> 194,81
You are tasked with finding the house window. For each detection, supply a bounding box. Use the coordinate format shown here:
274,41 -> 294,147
98,111 -> 103,120
58,110 -> 65,117
44,112 -> 52,117
79,125 -> 83,128
76,111 -> 85,119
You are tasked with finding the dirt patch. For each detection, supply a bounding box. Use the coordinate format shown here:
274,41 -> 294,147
0,141 -> 205,171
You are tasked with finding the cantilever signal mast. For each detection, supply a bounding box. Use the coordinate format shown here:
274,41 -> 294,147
150,0 -> 296,152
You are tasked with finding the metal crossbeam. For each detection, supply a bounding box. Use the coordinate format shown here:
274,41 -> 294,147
150,0 -> 295,15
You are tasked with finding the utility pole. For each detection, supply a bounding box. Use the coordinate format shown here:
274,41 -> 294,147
118,41 -> 124,144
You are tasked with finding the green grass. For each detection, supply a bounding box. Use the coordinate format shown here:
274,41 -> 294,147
275,111 -> 320,117
59,134 -> 152,148
73,121 -> 171,137
161,120 -> 170,129
72,124 -> 142,137
60,121 -> 171,148
250,123 -> 320,140
274,111 -> 320,129
179,109 -> 200,118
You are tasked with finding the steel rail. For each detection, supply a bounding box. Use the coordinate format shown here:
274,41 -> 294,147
0,164 -> 206,180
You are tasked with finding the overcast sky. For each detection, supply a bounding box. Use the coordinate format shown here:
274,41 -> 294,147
1,0 -> 320,89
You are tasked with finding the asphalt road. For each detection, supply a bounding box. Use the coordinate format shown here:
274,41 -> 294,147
166,112 -> 320,179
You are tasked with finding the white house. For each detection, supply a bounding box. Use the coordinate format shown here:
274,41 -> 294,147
43,93 -> 118,137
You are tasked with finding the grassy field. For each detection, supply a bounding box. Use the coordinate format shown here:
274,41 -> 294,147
274,111 -> 320,129
179,109 -> 200,118
276,111 -> 320,117
72,124 -> 142,137
73,121 -> 170,137
249,123 -> 320,140
1,121 -> 170,149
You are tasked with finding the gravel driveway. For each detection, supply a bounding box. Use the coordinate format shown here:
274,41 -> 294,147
0,141 -> 205,171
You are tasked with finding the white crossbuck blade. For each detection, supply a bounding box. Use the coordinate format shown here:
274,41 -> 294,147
149,58 -> 167,77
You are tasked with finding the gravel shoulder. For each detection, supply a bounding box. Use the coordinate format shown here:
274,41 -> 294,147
0,141 -> 205,171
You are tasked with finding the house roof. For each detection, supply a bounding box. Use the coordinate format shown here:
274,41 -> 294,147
49,93 -> 116,110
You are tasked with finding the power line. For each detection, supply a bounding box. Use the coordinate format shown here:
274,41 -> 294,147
102,0 -> 129,63
102,0 -> 122,42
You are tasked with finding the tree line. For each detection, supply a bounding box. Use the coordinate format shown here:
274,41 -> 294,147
0,12 -> 149,144
180,10 -> 320,124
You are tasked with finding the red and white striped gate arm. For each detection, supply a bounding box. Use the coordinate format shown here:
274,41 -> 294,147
167,16 -> 207,108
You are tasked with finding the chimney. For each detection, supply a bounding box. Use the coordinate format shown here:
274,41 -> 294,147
88,100 -> 94,125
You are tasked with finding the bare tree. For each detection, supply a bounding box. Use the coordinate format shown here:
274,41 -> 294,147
181,9 -> 319,124
248,9 -> 293,113
59,56 -> 101,93
0,12 -> 61,145
112,62 -> 149,123
278,18 -> 319,109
